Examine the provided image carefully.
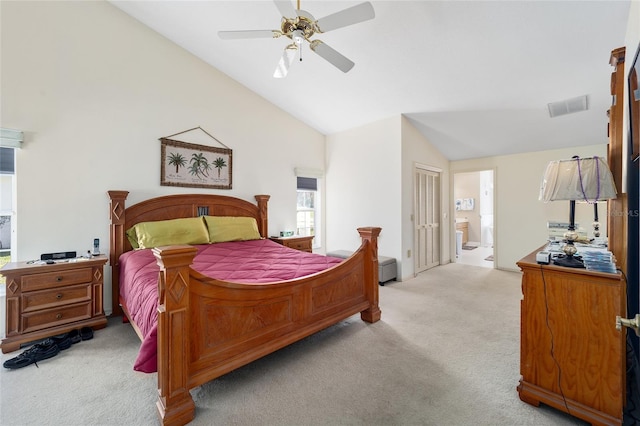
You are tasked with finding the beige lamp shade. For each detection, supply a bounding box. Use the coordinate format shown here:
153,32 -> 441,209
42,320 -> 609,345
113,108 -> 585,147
539,156 -> 617,202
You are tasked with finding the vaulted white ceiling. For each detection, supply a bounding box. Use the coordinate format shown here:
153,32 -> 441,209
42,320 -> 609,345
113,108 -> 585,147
110,1 -> 632,161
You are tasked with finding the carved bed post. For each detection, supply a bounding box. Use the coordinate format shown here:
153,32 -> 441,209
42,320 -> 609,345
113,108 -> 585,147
254,194 -> 270,238
357,227 -> 382,323
153,245 -> 198,426
108,190 -> 129,317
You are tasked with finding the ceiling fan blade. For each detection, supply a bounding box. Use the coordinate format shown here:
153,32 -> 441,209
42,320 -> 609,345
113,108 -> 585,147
310,40 -> 355,73
274,0 -> 296,18
316,2 -> 375,33
274,46 -> 297,78
218,30 -> 280,40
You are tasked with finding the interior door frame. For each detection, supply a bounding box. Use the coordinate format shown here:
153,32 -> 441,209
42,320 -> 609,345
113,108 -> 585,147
414,163 -> 443,275
451,167 -> 498,268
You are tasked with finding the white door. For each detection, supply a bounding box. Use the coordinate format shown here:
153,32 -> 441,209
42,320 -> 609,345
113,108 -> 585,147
479,170 -> 494,248
415,167 -> 440,273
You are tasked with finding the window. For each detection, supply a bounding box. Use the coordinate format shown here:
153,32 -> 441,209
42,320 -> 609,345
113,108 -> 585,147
0,147 -> 15,281
297,176 -> 320,247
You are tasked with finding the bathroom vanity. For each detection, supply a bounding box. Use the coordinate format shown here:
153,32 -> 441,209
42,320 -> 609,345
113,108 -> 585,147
455,220 -> 468,245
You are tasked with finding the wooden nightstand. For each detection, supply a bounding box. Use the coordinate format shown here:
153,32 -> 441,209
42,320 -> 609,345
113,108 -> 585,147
269,235 -> 314,253
0,255 -> 108,353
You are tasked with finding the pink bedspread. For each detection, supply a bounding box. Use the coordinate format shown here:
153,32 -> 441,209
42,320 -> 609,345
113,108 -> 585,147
119,238 -> 343,372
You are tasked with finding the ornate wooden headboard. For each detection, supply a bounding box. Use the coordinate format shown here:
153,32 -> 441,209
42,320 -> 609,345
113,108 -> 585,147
107,190 -> 270,316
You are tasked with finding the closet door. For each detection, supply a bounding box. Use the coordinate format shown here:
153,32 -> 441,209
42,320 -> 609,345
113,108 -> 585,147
415,167 -> 440,273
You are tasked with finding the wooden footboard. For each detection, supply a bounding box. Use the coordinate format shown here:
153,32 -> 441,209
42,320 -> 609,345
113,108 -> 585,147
153,228 -> 381,426
107,190 -> 381,426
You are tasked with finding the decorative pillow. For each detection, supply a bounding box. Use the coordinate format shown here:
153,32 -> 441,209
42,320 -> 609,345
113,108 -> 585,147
125,226 -> 141,249
126,217 -> 209,249
203,216 -> 262,243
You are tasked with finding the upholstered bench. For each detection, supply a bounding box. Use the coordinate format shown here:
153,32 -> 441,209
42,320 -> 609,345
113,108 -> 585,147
327,250 -> 397,285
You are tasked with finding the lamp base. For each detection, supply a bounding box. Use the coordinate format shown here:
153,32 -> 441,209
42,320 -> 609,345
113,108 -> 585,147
553,254 -> 585,268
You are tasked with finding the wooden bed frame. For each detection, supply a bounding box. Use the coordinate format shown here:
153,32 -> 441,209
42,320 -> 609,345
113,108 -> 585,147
108,191 -> 381,426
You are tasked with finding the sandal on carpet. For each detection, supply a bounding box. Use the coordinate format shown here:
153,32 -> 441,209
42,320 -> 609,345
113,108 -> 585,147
50,333 -> 72,350
80,327 -> 93,341
3,339 -> 60,369
67,329 -> 81,344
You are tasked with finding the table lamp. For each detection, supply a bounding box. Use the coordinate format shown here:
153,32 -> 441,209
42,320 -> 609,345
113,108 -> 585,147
539,155 -> 617,268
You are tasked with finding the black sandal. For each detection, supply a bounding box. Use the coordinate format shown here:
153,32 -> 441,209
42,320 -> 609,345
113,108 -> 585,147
3,339 -> 60,369
80,327 -> 93,341
67,329 -> 81,344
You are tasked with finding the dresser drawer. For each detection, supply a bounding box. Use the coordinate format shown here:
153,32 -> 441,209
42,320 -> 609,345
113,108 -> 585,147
21,267 -> 93,292
22,283 -> 92,313
22,302 -> 92,333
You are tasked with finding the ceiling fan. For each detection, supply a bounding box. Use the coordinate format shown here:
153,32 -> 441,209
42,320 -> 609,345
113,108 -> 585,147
218,1 -> 375,78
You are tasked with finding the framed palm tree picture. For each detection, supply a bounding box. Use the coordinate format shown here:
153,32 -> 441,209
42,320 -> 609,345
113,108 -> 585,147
160,138 -> 232,189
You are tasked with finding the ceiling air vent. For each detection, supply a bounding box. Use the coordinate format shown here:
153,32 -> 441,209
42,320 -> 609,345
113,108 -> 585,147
547,95 -> 589,118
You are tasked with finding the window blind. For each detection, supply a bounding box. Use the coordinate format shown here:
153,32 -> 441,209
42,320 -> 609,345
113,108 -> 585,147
297,177 -> 317,191
0,148 -> 15,174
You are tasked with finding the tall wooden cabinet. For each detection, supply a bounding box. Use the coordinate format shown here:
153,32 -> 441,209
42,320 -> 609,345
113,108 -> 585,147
517,248 -> 625,425
607,47 -> 627,275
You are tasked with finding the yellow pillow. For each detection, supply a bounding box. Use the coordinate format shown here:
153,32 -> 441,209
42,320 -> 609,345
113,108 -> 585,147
203,216 -> 261,243
126,217 -> 209,249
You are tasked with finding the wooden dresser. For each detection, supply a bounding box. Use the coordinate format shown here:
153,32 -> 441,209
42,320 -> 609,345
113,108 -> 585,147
517,248 -> 625,425
1,255 -> 108,353
269,235 -> 314,253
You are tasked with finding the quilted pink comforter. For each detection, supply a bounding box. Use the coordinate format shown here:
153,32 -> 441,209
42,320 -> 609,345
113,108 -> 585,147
119,238 -> 343,372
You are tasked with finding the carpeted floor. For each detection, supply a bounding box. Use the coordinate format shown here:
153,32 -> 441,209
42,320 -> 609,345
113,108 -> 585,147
0,263 -> 617,425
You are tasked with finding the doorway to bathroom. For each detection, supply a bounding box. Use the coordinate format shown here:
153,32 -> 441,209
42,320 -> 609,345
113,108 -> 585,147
453,169 -> 494,268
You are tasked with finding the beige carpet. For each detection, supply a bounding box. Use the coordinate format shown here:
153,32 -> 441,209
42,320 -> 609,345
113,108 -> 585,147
0,263 -> 587,425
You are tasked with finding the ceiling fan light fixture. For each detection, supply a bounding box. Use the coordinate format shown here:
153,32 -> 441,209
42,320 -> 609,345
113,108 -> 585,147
292,29 -> 304,46
220,1 -> 375,77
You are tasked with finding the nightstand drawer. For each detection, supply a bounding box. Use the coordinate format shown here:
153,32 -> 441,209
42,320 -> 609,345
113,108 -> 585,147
269,236 -> 314,253
22,283 -> 92,313
22,302 -> 92,333
21,267 -> 93,292
289,240 -> 312,251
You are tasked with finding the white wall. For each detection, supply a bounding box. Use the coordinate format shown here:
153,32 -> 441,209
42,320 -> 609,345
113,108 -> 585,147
1,1 -> 327,313
325,116 -> 402,273
451,144 -> 608,271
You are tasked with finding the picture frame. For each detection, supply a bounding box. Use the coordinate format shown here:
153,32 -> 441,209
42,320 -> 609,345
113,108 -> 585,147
629,43 -> 640,163
160,138 -> 232,189
455,198 -> 474,211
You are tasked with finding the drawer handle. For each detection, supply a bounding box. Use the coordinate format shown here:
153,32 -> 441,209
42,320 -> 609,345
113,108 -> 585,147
56,276 -> 63,282
56,313 -> 62,320
56,293 -> 63,299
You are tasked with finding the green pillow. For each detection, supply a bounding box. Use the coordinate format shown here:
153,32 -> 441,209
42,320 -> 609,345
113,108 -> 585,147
203,216 -> 262,243
126,217 -> 209,249
125,226 -> 141,249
